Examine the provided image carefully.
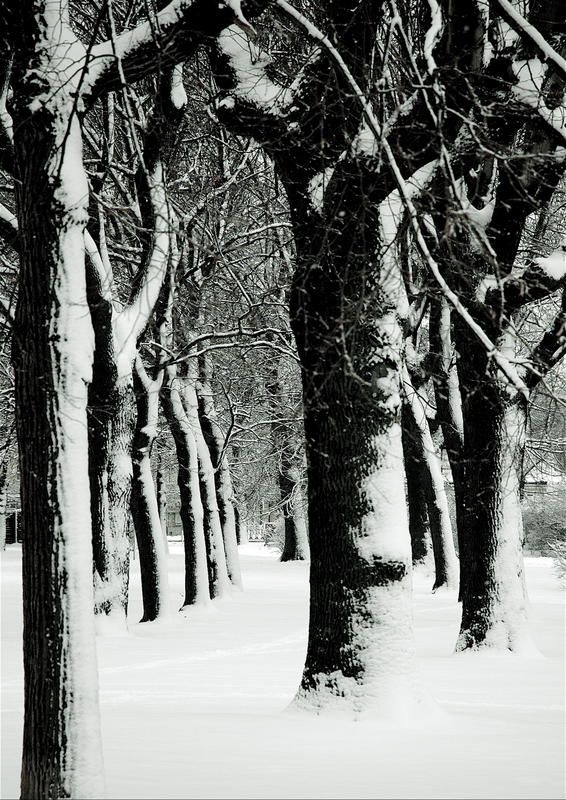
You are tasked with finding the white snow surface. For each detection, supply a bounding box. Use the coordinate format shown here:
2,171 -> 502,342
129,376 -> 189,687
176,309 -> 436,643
1,545 -> 564,799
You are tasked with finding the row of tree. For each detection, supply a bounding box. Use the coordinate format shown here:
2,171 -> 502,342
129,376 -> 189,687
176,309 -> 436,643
0,0 -> 565,797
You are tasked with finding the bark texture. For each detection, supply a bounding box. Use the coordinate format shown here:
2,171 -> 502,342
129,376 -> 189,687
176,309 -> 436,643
12,20 -> 104,795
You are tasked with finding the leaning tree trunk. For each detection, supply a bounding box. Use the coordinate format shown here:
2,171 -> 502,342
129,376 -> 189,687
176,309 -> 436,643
455,328 -> 530,651
12,41 -> 105,797
429,296 -> 467,594
197,362 -> 242,587
182,371 -> 230,599
131,361 -> 169,622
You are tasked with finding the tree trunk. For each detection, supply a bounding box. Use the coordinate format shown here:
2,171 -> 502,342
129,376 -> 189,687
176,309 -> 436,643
182,374 -> 231,599
12,50 -> 105,796
402,371 -> 458,591
197,368 -> 242,587
156,461 -> 169,553
131,365 -> 169,622
455,330 -> 530,651
88,372 -> 135,622
288,196 -> 419,714
279,464 -> 309,562
162,373 -> 210,607
429,297 -> 467,594
401,405 -> 432,568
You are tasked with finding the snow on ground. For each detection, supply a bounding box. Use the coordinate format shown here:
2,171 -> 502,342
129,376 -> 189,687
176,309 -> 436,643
1,543 -> 564,799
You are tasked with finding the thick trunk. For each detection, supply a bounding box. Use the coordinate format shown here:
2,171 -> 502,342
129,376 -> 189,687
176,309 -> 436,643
183,377 -> 230,599
197,375 -> 242,587
161,374 -> 210,607
455,331 -> 530,651
131,368 -> 169,622
12,68 -> 105,797
290,229 -> 418,714
88,374 -> 135,622
401,406 -> 432,568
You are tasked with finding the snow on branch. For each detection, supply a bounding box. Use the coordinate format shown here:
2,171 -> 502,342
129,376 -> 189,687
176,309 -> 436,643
216,27 -> 293,114
116,163 -> 172,369
494,0 -> 566,84
477,237 -> 566,310
83,0 -> 267,103
0,203 -> 18,252
511,59 -> 566,143
276,0 -> 530,397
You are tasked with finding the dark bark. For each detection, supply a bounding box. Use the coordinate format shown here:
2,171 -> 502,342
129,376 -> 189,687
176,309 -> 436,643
11,63 -> 104,799
454,325 -> 529,650
402,405 -> 431,567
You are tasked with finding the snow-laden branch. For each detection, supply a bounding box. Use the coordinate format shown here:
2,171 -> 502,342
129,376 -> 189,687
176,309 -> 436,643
511,59 -> 566,143
423,0 -> 442,75
116,163 -> 172,362
0,202 -> 18,251
82,0 -> 267,103
276,0 -> 530,397
216,27 -> 293,115
84,230 -> 114,305
161,325 -> 296,367
477,236 -> 566,310
494,0 -> 566,84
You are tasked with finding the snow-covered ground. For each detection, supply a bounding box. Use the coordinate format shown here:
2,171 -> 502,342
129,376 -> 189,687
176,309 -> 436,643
1,543 -> 564,799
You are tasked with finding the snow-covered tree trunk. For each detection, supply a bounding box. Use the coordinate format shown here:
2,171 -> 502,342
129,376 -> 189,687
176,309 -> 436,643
89,374 -> 135,622
288,189 -> 419,714
131,359 -> 169,622
279,462 -> 309,563
162,371 -> 210,608
402,369 -> 458,591
156,460 -> 169,552
455,328 -> 530,651
181,369 -> 230,599
11,9 -> 105,794
197,362 -> 242,587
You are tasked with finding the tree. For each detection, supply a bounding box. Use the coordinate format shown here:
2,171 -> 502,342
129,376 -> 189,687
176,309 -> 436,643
1,0 -> 268,795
